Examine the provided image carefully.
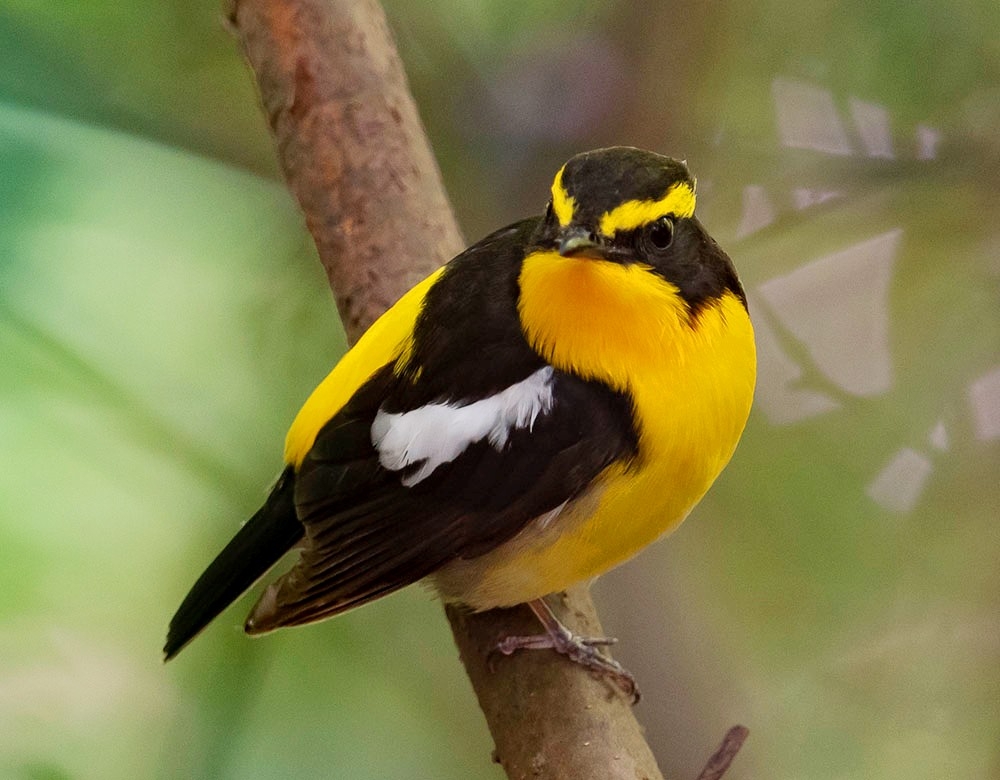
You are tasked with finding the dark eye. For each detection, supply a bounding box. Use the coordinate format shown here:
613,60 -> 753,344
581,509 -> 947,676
647,216 -> 674,250
544,202 -> 555,223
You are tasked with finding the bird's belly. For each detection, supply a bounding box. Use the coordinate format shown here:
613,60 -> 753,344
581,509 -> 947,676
432,382 -> 752,609
431,464 -> 696,610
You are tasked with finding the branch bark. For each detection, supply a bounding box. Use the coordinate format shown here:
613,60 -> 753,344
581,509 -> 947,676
225,1 -> 695,778
226,0 -> 460,337
696,726 -> 750,780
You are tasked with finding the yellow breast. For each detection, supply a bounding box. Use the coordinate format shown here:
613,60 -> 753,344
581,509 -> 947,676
433,251 -> 756,610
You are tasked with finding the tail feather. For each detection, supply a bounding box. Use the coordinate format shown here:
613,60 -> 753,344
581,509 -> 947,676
163,467 -> 302,660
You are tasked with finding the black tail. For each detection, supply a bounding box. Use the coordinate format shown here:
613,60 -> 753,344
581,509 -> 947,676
164,467 -> 303,660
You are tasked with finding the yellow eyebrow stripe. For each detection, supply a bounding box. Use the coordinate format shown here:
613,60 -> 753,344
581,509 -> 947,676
550,164 -> 575,227
599,182 -> 696,237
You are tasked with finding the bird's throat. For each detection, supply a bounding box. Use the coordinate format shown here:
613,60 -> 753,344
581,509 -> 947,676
517,250 -> 693,392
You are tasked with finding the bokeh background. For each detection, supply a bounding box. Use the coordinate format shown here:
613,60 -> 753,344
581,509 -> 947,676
2,1 -> 998,778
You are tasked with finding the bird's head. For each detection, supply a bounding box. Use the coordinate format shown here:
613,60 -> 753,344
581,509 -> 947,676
530,146 -> 745,313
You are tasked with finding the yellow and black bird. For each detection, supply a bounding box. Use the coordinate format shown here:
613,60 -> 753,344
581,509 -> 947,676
164,147 -> 756,694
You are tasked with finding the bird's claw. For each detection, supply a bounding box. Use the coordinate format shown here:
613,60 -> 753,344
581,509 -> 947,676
492,623 -> 639,703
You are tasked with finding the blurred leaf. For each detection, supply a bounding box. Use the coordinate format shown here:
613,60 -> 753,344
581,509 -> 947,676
0,1 -> 276,173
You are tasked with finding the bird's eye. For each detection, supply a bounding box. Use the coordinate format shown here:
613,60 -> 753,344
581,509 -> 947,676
647,216 -> 674,250
544,202 -> 555,223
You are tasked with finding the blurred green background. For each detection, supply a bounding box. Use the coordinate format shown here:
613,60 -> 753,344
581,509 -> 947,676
1,1 -> 998,778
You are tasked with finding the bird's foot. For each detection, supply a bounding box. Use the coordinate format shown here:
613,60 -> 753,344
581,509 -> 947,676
493,598 -> 640,703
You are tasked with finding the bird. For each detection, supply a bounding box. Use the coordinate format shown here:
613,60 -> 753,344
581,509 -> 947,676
164,146 -> 756,698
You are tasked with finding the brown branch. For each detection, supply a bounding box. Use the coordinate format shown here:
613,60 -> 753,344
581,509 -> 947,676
225,0 -> 666,777
447,586 -> 664,779
695,725 -> 749,780
226,0 -> 460,337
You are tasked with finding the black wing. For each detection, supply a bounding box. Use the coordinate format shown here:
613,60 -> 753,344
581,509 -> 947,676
244,364 -> 638,633
165,218 -> 637,651
244,219 -> 639,631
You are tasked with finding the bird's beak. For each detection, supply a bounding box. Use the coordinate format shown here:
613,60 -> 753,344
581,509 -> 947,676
557,227 -> 605,259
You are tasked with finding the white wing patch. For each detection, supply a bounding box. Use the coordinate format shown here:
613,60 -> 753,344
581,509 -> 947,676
371,366 -> 555,486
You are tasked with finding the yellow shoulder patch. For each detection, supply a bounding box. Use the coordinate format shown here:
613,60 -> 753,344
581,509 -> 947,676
283,266 -> 445,467
598,182 -> 696,237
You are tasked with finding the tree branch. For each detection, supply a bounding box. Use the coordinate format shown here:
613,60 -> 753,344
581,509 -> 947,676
696,726 -> 750,780
225,1 -> 743,778
447,586 -> 663,779
226,0 -> 460,336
